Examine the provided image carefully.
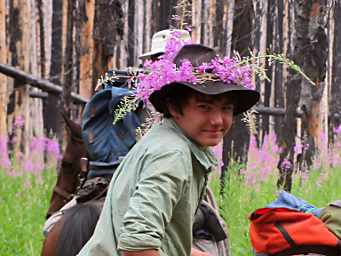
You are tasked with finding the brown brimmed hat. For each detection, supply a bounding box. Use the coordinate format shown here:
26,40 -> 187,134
149,44 -> 260,115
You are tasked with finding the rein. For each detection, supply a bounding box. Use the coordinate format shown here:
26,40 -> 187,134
54,159 -> 78,202
71,135 -> 84,144
53,186 -> 74,201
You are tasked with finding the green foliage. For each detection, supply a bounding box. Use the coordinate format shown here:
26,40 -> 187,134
0,169 -> 56,256
209,164 -> 341,256
237,52 -> 316,86
2,164 -> 341,255
112,95 -> 139,124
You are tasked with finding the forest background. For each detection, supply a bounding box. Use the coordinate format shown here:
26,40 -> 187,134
1,0 -> 341,255
1,0 -> 341,188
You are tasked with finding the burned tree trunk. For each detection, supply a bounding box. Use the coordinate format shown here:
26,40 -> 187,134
273,0 -> 286,138
93,0 -> 124,84
222,0 -> 253,176
61,0 -> 74,117
79,0 -> 94,99
277,0 -> 328,191
253,0 -> 269,144
331,3 -> 341,133
8,0 -> 32,156
297,1 -> 328,169
0,0 -> 7,139
44,0 -> 63,141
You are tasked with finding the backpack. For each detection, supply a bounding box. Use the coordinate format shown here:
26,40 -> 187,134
249,207 -> 341,256
81,85 -> 146,178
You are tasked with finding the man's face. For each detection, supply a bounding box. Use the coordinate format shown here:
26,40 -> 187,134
169,93 -> 234,148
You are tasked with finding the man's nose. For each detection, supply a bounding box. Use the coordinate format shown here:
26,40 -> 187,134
210,111 -> 224,125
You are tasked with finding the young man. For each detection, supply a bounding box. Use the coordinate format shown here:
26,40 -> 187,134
78,44 -> 259,256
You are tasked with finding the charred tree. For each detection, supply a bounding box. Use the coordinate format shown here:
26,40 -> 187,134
45,0 -> 63,141
277,0 -> 328,191
222,0 -> 253,178
331,3 -> 341,133
79,0 -> 94,100
8,0 -> 32,156
297,1 -> 328,170
273,0 -> 286,139
0,0 -> 7,138
61,0 -> 74,117
93,0 -> 124,80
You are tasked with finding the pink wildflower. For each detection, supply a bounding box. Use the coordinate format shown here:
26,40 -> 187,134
135,31 -> 256,102
14,115 -> 25,128
281,158 -> 292,171
0,136 -> 11,169
334,125 -> 341,135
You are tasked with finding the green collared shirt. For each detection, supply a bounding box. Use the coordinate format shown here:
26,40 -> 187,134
78,118 -> 217,256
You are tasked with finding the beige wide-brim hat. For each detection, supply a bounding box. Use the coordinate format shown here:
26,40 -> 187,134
139,29 -> 191,59
149,44 -> 260,115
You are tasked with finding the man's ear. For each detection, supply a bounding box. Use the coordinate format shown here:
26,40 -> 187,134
167,102 -> 180,119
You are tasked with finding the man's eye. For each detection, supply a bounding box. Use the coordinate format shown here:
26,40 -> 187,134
222,105 -> 234,112
198,104 -> 210,111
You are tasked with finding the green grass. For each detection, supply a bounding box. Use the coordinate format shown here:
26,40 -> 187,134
210,166 -> 341,255
1,166 -> 341,255
0,169 -> 56,256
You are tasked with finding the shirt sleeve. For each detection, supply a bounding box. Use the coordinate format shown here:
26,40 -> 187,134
117,150 -> 190,251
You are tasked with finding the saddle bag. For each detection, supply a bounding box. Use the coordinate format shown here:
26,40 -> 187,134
320,200 -> 341,240
76,176 -> 111,203
249,207 -> 341,256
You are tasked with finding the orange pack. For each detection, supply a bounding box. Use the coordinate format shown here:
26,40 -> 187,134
249,207 -> 341,256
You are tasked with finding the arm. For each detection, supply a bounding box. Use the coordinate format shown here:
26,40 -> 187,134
122,249 -> 160,256
191,247 -> 210,256
118,151 -> 189,251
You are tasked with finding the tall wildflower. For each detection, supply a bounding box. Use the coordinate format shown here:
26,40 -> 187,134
245,132 -> 280,188
45,137 -> 61,169
24,137 -> 46,173
0,136 -> 11,170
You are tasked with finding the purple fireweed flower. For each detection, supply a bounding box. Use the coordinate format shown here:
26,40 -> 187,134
135,31 -> 256,102
46,138 -> 61,160
0,136 -> 11,169
294,142 -> 302,154
23,159 -> 34,173
334,125 -> 341,135
185,25 -> 192,32
281,158 -> 292,171
14,115 -> 25,128
33,162 -> 45,173
30,137 -> 46,153
211,143 -> 223,171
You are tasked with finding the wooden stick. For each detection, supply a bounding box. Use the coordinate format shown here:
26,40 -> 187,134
254,106 -> 302,117
29,91 -> 48,99
0,63 -> 88,104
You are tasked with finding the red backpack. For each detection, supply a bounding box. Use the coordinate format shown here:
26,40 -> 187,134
249,207 -> 341,256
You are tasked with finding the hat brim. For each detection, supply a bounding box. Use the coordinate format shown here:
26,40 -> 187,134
139,49 -> 164,59
149,82 -> 260,115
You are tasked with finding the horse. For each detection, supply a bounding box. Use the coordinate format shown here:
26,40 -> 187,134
41,113 -> 103,256
41,200 -> 102,256
45,113 -> 88,219
42,84 -> 146,256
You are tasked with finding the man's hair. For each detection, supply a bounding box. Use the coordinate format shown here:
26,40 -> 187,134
162,84 -> 236,118
163,84 -> 194,118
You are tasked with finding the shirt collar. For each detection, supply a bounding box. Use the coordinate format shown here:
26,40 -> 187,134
162,118 -> 218,172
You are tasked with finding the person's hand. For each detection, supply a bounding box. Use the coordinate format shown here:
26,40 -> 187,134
191,247 -> 211,256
